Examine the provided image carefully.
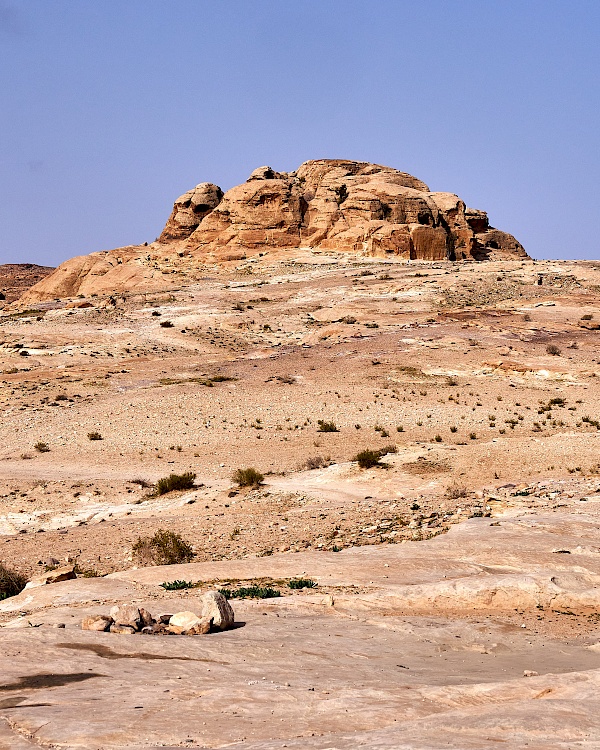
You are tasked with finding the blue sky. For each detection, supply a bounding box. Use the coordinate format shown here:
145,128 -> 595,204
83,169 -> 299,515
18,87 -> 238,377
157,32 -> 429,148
1,0 -> 599,266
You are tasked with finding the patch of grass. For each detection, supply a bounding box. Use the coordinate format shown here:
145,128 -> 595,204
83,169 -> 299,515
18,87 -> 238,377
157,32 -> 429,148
317,420 -> 339,433
34,441 -> 50,453
160,580 -> 195,591
288,579 -> 317,589
546,343 -> 561,356
219,586 -> 281,599
153,472 -> 196,496
87,431 -> 102,441
0,561 -> 27,600
232,467 -> 264,488
132,529 -> 195,566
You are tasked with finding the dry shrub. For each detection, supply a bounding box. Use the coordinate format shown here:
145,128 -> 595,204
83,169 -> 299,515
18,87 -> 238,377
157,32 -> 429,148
445,484 -> 468,500
0,561 -> 27,600
153,472 -> 196,496
132,529 -> 194,566
232,467 -> 264,488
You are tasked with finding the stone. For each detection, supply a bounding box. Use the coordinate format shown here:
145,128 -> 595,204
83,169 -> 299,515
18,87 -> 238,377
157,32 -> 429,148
182,618 -> 212,636
523,670 -> 539,677
201,590 -> 235,630
82,615 -> 113,632
109,605 -> 143,630
109,624 -> 136,635
168,611 -> 206,634
139,607 -> 155,628
24,565 -> 76,589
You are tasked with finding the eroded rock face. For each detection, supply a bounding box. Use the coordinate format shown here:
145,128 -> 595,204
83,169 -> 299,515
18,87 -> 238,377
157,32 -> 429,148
181,160 -> 526,262
19,159 -> 527,302
159,182 -> 224,242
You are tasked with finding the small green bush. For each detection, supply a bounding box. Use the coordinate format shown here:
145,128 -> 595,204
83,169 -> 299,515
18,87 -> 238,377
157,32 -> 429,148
154,472 -> 196,496
546,344 -> 561,356
34,441 -> 50,453
160,580 -> 194,590
232,467 -> 264,488
219,586 -> 281,599
132,529 -> 195,566
87,431 -> 103,441
0,561 -> 27,601
288,578 -> 317,589
160,320 -> 174,328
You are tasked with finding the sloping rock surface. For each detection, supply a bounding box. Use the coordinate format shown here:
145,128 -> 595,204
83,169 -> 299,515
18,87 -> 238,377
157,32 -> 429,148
20,160 -> 526,302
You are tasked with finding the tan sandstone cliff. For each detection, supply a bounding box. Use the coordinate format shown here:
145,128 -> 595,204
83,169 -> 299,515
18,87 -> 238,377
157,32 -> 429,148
21,159 -> 527,302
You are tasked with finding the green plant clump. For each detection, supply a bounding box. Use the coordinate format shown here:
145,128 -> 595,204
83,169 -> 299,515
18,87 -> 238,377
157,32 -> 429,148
132,529 -> 195,566
160,579 -> 194,591
288,578 -> 318,589
219,586 -> 281,599
34,441 -> 50,453
154,472 -> 196,496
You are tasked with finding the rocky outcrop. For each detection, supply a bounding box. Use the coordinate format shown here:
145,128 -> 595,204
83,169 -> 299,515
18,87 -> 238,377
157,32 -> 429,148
20,160 -> 527,302
172,159 -> 526,263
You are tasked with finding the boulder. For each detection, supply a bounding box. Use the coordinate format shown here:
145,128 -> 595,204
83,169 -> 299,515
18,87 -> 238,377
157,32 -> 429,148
168,611 -> 210,635
82,615 -> 113,632
110,624 -> 137,635
25,565 -> 76,589
109,605 -> 143,630
201,590 -> 235,630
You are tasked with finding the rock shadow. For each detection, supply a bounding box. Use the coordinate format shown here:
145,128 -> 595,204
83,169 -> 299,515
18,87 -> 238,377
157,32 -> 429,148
0,672 -> 102,692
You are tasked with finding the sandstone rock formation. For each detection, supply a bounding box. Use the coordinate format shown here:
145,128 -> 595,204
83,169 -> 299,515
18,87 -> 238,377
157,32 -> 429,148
20,159 -> 527,303
162,159 -> 526,263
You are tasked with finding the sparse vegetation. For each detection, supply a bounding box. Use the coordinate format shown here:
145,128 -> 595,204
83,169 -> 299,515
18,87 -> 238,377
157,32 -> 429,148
232,467 -> 264,488
87,431 -> 103,441
546,343 -> 561,356
153,472 -> 196,496
34,441 -> 50,453
159,320 -> 174,328
132,529 -> 195,566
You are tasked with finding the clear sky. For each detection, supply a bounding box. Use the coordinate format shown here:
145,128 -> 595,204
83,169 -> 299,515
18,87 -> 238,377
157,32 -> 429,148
1,0 -> 599,267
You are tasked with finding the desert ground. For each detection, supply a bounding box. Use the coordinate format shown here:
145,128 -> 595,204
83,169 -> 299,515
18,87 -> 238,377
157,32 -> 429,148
1,252 -> 600,748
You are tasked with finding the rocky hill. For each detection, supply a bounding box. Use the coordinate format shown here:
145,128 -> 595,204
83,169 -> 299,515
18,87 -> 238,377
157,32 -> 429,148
0,263 -> 55,304
20,159 -> 527,302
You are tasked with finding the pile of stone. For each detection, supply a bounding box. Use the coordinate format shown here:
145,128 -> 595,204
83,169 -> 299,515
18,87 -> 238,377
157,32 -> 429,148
82,591 -> 234,636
